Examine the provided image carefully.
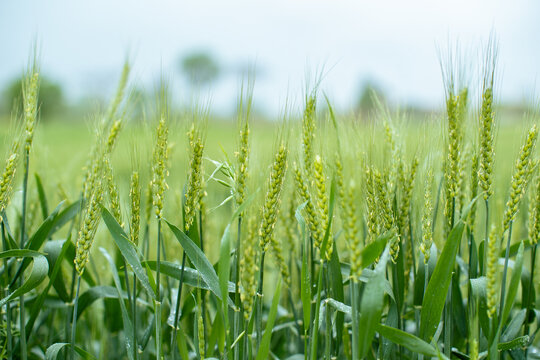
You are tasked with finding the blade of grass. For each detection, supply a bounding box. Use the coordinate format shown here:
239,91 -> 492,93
255,278 -> 282,360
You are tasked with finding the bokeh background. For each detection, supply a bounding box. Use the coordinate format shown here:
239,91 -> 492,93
1,0 -> 540,119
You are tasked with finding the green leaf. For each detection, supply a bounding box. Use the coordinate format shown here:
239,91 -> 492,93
420,220 -> 466,341
45,342 -> 97,360
100,247 -> 135,360
76,285 -> 131,318
376,324 -> 447,359
501,309 -> 526,343
255,277 -> 282,360
329,241 -> 344,354
143,261 -> 236,293
45,239 -> 70,301
360,230 -> 393,269
166,220 -> 222,300
35,173 -> 49,220
0,250 -> 49,308
490,241 -> 525,355
501,242 -> 525,328
49,200 -> 81,235
358,246 -> 390,358
101,206 -> 156,300
25,239 -> 71,340
10,203 -> 64,285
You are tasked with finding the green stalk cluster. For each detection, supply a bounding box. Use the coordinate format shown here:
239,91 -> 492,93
294,164 -> 323,249
343,180 -> 361,278
313,155 -> 331,260
486,227 -> 499,319
129,171 -> 141,246
259,144 -> 288,271
383,120 -> 400,191
420,171 -> 434,264
235,119 -> 250,210
184,124 -> 205,232
151,116 -> 169,220
258,145 -> 288,288
469,153 -> 479,233
398,158 -> 418,273
83,118 -> 124,202
279,187 -> 298,257
75,183 -> 103,275
302,95 -> 316,172
373,168 -> 399,262
0,142 -> 20,221
364,167 -> 379,243
502,125 -> 538,232
104,157 -> 123,227
478,85 -> 495,201
23,71 -> 40,152
528,172 -> 540,245
240,217 -> 259,320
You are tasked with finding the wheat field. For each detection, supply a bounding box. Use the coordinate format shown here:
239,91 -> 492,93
0,47 -> 539,360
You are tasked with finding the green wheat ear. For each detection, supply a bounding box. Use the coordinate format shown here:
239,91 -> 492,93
259,144 -> 288,252
486,226 -> 499,319
502,124 -> 538,232
302,94 -> 316,173
22,60 -> 40,152
240,216 -> 259,320
343,179 -> 361,277
0,138 -> 20,222
478,45 -> 497,201
184,123 -> 205,232
420,170 -> 434,264
75,182 -> 104,275
129,171 -> 141,246
150,115 -> 169,220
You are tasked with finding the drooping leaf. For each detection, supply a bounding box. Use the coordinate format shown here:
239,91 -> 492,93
166,220 -> 222,300
100,247 -> 135,360
102,206 -> 156,300
0,250 -> 49,308
144,261 -> 236,293
376,324 -> 447,359
45,342 -> 97,360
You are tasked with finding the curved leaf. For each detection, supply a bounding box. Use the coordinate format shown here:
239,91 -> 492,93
100,247 -> 135,360
0,250 -> 49,308
420,221 -> 466,341
376,324 -> 447,359
143,260 -> 236,293
165,220 -> 222,301
45,342 -> 97,360
102,206 -> 156,300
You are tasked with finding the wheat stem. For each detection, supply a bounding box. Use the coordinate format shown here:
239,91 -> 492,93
2,219 -> 12,360
498,220 -> 513,327
70,275 -> 81,360
19,148 -> 30,360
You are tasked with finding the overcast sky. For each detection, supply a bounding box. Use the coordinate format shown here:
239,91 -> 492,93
1,0 -> 539,115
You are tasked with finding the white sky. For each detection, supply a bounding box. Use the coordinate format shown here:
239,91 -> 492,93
1,0 -> 539,115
